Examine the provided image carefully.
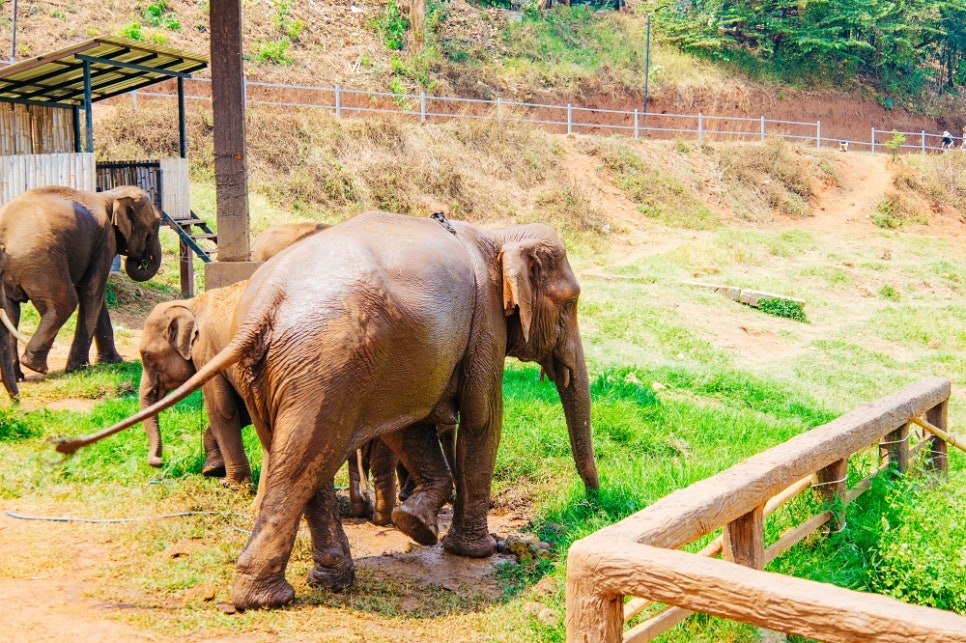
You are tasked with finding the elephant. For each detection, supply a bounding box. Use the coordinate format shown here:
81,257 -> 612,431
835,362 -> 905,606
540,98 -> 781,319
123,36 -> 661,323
55,210 -> 599,610
138,279 -> 406,524
0,185 -> 163,398
250,221 -> 330,262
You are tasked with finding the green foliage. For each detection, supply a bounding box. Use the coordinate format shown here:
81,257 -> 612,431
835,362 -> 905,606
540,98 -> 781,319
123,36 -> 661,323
651,0 -> 966,98
255,39 -> 294,66
273,0 -> 304,41
0,408 -> 39,441
879,285 -> 901,301
376,0 -> 409,51
117,22 -> 145,41
142,0 -> 181,31
885,130 -> 906,162
757,297 -> 808,322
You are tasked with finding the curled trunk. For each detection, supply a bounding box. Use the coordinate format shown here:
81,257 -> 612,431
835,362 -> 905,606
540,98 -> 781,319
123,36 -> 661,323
125,231 -> 163,282
138,374 -> 164,467
554,332 -> 600,493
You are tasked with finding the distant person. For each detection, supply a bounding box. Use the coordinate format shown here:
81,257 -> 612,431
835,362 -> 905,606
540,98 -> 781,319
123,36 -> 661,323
839,140 -> 848,152
961,126 -> 966,151
941,130 -> 953,151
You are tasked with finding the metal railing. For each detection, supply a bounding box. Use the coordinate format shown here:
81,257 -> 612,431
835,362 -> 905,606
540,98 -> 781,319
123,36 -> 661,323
124,77 -> 958,155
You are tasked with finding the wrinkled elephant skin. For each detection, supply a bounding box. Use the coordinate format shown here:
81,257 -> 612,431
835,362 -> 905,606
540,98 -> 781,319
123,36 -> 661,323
67,210 -> 598,610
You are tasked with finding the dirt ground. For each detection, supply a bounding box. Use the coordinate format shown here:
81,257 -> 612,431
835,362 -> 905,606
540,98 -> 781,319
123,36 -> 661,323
3,151 -> 966,641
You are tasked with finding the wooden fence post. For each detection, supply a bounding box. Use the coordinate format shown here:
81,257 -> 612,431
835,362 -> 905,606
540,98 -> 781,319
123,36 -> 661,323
926,399 -> 949,478
722,504 -> 765,569
816,458 -> 848,532
880,424 -> 909,476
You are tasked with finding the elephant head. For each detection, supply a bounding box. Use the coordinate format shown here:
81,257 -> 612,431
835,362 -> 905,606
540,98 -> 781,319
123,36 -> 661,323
137,301 -> 200,467
500,225 -> 599,493
109,186 -> 163,282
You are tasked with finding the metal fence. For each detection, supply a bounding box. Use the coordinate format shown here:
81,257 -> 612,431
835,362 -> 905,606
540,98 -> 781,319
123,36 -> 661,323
130,77 -> 957,155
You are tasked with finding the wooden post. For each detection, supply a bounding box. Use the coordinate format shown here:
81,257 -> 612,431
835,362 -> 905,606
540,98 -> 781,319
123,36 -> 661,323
925,400 -> 949,478
879,424 -> 909,476
722,504 -> 764,570
816,458 -> 847,532
210,0 -> 250,263
410,0 -> 425,49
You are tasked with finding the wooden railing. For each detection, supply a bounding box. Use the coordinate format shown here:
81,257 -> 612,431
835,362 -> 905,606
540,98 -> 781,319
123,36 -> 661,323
566,377 -> 966,642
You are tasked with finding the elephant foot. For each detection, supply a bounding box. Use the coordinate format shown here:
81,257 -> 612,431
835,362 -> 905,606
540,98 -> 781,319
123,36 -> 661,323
202,455 -> 227,478
442,529 -> 497,558
148,455 -> 163,468
96,350 -> 124,365
391,504 -> 439,546
20,352 -> 48,375
64,358 -> 90,373
307,559 -> 355,593
230,572 -> 295,610
347,496 -> 373,519
371,506 -> 393,527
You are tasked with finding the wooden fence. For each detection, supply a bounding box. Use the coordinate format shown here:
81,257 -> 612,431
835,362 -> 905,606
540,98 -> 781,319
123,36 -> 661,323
0,152 -> 95,205
566,377 -> 966,642
0,103 -> 75,156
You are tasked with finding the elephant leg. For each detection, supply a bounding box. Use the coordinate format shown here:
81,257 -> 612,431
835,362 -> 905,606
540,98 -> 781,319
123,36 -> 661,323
231,413 -> 342,609
202,377 -> 252,487
201,426 -> 226,478
305,482 -> 355,592
369,438 -> 398,526
92,303 -> 123,366
65,289 -> 109,372
6,303 -> 24,382
381,422 -> 452,546
442,393 -> 501,558
22,292 -> 77,375
346,444 -> 373,519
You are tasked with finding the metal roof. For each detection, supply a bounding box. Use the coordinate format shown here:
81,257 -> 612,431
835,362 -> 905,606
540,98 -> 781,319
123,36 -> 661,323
0,36 -> 208,108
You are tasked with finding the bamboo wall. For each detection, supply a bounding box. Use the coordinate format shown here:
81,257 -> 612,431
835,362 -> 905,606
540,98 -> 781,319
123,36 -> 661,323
0,103 -> 76,156
0,153 -> 96,206
94,158 -> 190,219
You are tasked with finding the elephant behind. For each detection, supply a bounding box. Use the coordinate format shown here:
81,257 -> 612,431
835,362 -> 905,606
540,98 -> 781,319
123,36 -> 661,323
57,210 -> 599,610
0,185 -> 163,398
138,280 -> 406,524
250,221 -> 330,262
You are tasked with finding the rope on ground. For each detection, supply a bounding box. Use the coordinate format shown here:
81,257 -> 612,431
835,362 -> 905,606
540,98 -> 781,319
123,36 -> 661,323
3,510 -> 247,524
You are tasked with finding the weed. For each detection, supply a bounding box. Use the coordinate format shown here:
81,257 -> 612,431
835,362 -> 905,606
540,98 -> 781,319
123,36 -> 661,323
885,130 -> 906,162
117,22 -> 145,41
376,0 -> 409,51
255,39 -> 294,65
757,297 -> 808,322
879,285 -> 900,301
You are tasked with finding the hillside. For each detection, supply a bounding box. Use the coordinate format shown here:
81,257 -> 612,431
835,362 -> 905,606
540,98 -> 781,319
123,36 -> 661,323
2,0 -> 961,144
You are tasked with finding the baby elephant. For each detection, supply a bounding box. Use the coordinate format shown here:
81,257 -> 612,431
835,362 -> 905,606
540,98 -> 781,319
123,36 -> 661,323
138,281 -> 405,520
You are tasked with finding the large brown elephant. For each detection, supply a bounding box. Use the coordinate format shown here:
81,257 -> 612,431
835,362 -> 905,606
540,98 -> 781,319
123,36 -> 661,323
56,211 -> 599,610
138,280 -> 404,524
250,221 -> 329,262
0,185 -> 163,398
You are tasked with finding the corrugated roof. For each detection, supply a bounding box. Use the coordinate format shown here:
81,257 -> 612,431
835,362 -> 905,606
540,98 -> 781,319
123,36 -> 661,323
0,36 -> 208,107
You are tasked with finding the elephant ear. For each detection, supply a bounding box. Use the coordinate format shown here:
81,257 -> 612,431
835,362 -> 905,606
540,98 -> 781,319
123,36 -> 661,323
111,194 -> 136,243
501,240 -> 542,343
167,306 -> 198,362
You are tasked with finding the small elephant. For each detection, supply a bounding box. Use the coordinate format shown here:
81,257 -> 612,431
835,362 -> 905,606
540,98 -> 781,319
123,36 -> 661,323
0,185 -> 163,398
250,221 -> 330,262
57,210 -> 599,610
139,280 -> 406,521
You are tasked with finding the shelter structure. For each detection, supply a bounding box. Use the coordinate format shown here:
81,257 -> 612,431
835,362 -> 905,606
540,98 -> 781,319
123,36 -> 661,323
0,36 -> 213,296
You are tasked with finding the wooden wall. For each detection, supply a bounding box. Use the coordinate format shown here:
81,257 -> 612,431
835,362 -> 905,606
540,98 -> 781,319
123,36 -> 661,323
0,103 -> 76,156
0,153 -> 96,206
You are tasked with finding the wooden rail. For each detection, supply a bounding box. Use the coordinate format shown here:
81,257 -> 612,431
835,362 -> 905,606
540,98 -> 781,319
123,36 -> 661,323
566,377 -> 966,642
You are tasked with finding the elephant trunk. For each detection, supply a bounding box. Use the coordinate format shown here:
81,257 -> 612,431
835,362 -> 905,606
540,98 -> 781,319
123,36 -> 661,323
138,374 -> 164,468
554,332 -> 600,493
125,231 -> 163,282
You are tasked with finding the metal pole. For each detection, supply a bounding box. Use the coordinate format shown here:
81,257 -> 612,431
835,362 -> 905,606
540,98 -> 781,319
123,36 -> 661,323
567,103 -> 572,135
698,112 -> 704,144
643,14 -> 651,130
871,127 -> 875,155
816,120 -> 821,148
10,0 -> 17,63
760,116 -> 765,141
83,59 -> 94,153
178,76 -> 187,158
335,84 -> 341,119
634,109 -> 639,140
921,130 -> 926,154
420,91 -> 426,123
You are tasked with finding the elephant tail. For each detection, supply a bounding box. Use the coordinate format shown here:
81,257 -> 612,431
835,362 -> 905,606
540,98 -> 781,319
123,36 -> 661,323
51,337 -> 248,456
0,308 -> 30,345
